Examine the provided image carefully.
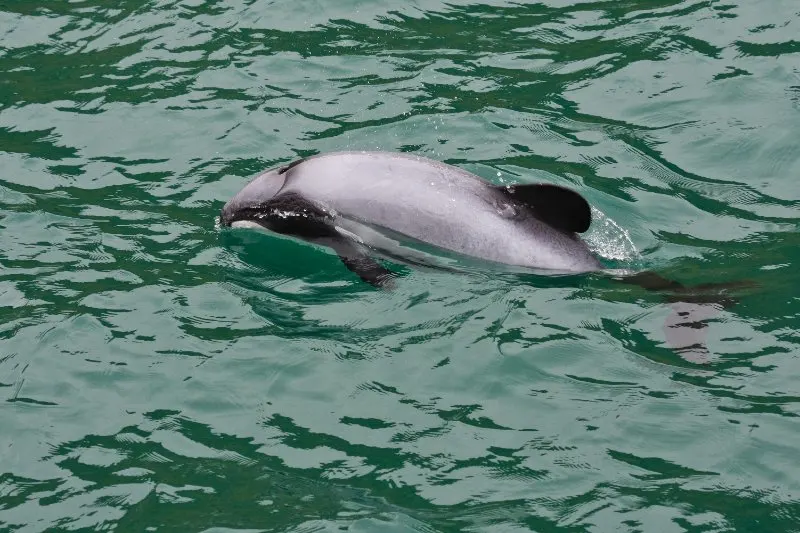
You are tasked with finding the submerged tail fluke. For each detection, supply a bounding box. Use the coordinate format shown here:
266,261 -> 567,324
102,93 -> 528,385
617,271 -> 758,363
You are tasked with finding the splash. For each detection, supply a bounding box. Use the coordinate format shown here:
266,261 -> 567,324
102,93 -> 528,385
584,207 -> 641,265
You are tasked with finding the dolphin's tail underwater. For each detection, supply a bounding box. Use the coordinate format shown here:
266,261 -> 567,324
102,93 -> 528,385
618,270 -> 757,305
616,271 -> 758,363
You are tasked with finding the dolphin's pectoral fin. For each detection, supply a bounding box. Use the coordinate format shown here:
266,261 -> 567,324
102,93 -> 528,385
257,193 -> 396,288
495,183 -> 591,233
312,235 -> 396,288
333,245 -> 397,288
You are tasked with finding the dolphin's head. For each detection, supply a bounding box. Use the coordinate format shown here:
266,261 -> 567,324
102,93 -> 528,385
220,167 -> 288,228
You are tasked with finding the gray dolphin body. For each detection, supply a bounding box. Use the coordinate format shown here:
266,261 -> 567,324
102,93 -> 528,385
220,150 -> 602,285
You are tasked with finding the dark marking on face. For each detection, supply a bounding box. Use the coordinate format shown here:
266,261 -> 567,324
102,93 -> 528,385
224,192 -> 339,240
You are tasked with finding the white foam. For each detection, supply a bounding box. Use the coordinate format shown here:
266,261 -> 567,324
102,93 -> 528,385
585,207 -> 641,263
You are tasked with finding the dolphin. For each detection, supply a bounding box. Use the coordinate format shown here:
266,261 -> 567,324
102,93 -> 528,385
220,150 -> 602,285
219,150 -> 756,363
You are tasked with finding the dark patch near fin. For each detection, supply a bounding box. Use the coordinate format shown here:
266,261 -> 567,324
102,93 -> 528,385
496,183 -> 592,233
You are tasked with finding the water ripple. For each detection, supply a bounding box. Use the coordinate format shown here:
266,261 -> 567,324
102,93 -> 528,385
2,0 -> 799,531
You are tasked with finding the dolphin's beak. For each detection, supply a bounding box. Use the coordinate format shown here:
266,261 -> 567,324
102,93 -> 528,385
220,197 -> 250,228
219,198 -> 269,230
219,168 -> 288,229
219,202 -> 234,227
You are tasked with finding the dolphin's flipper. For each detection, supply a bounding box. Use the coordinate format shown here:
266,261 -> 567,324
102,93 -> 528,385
255,193 -> 396,288
333,243 -> 397,288
495,183 -> 591,233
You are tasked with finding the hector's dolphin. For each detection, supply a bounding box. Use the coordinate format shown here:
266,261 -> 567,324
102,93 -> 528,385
220,150 -> 755,363
220,150 -> 603,285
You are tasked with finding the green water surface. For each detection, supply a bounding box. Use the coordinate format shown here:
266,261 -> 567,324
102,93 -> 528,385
1,1 -> 799,531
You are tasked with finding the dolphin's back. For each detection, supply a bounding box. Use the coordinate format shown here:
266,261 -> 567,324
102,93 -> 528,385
278,151 -> 601,272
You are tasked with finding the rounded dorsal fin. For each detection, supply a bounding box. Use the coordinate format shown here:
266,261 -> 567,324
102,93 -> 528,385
495,183 -> 592,233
